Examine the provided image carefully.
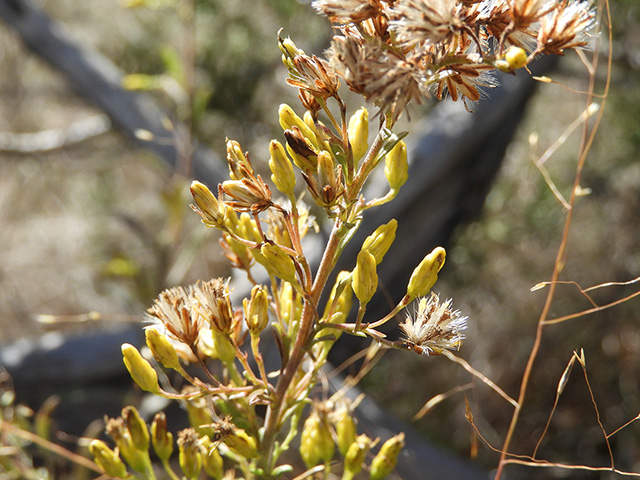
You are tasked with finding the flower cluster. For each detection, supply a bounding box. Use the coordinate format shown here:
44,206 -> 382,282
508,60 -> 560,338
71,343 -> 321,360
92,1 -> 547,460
311,0 -> 595,115
92,1 -> 597,478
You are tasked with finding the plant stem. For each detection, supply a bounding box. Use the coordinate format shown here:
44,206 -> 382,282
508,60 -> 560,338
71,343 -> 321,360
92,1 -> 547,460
259,221 -> 344,475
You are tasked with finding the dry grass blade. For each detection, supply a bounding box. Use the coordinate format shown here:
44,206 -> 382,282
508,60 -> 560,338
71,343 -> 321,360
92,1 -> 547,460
441,350 -> 518,408
413,383 -> 474,421
532,353 -> 577,458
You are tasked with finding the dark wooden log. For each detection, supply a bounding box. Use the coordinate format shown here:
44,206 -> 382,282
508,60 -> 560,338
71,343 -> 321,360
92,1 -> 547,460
0,0 -> 226,185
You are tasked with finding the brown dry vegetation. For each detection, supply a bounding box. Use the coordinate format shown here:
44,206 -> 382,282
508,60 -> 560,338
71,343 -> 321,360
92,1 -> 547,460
2,1 -> 640,479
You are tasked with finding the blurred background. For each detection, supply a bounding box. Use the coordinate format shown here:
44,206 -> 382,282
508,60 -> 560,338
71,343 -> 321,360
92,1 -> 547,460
1,0 -> 640,478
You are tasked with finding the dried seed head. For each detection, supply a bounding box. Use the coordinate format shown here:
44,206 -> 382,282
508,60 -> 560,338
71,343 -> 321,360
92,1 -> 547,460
389,0 -> 463,47
177,428 -> 203,479
313,0 -> 382,24
399,292 -> 467,355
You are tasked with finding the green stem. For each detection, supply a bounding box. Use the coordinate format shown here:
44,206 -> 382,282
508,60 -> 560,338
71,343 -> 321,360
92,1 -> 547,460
259,221 -> 345,475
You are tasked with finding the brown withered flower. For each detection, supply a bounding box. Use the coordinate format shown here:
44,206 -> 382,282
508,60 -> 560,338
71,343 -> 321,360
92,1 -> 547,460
536,0 -> 595,56
286,53 -> 341,100
312,0 -> 383,24
191,278 -> 236,337
221,176 -> 272,214
388,0 -> 463,48
147,286 -> 209,362
328,30 -> 425,120
431,63 -> 497,106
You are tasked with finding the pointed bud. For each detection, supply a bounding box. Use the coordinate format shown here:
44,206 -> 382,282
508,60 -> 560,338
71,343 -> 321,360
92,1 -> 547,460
348,107 -> 369,164
384,141 -> 409,191
212,333 -> 237,364
369,433 -> 405,480
257,243 -> 299,286
178,429 -> 202,479
244,285 -> 270,336
89,439 -> 129,479
200,437 -> 224,480
335,408 -> 357,457
121,344 -> 160,394
269,139 -> 296,198
299,411 -> 334,468
185,397 -> 215,438
226,138 -> 253,180
151,412 -> 174,462
279,35 -> 304,63
343,434 -> 372,480
122,406 -> 150,452
223,428 -> 259,459
190,181 -> 224,228
352,249 -> 378,305
279,104 -> 319,148
362,219 -> 397,265
406,246 -> 446,300
284,127 -> 318,171
145,328 -> 180,370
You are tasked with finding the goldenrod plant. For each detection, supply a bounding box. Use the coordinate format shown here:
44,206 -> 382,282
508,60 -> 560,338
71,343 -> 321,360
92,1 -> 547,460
92,1 -> 596,478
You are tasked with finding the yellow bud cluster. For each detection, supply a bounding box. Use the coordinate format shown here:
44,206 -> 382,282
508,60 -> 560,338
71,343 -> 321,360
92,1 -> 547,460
299,411 -> 334,468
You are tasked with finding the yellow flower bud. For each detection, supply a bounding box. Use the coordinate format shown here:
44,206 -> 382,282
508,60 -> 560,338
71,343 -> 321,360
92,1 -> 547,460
257,243 -> 299,286
343,434 -> 372,480
226,138 -> 253,180
145,328 -> 180,370
269,139 -> 296,198
504,46 -> 528,71
223,427 -> 259,459
190,180 -> 224,228
178,429 -> 202,480
151,412 -> 174,462
279,104 -> 319,149
243,285 -> 270,336
212,332 -> 237,365
348,107 -> 369,163
335,408 -> 357,457
299,411 -> 334,468
200,437 -> 224,480
384,141 -> 409,191
361,219 -> 398,265
406,246 -> 446,300
89,439 -> 129,479
369,433 -> 405,480
278,35 -> 304,61
352,249 -> 378,305
121,344 -> 160,394
122,406 -> 150,452
239,212 -> 262,244
280,281 -> 303,328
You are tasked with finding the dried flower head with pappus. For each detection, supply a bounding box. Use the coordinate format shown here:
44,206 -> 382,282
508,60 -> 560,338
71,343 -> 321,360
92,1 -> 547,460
91,1 -> 598,479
